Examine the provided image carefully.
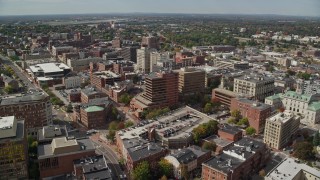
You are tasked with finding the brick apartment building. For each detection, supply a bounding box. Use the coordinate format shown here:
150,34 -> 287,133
38,137 -> 96,179
202,138 -> 270,180
72,98 -> 112,129
80,86 -> 108,103
0,116 -> 28,179
230,97 -> 272,133
130,71 -> 179,114
91,71 -> 122,89
218,124 -> 243,142
80,106 -> 107,129
120,137 -> 167,171
0,91 -> 52,136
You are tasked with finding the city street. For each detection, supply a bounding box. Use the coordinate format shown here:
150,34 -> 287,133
90,134 -> 126,179
0,54 -> 36,89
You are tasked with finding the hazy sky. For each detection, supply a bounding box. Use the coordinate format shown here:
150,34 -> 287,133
0,0 -> 319,17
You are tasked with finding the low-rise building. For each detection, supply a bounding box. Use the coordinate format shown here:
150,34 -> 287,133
121,138 -> 166,171
91,70 -> 122,89
218,124 -> 242,142
165,146 -> 211,179
37,125 -> 68,144
38,137 -> 96,179
265,158 -> 320,180
212,88 -> 236,107
203,135 -> 233,155
263,111 -> 300,150
63,76 -> 82,89
202,138 -> 270,180
73,155 -> 113,180
81,86 -> 108,103
0,116 -> 28,179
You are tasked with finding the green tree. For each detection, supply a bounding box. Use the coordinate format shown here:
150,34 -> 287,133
107,130 -> 116,141
119,93 -> 133,105
204,103 -> 213,114
110,107 -> 119,120
231,109 -> 241,121
132,161 -> 151,180
293,141 -> 314,160
125,121 -> 134,128
158,159 -> 173,178
4,85 -> 13,93
108,121 -> 118,131
237,117 -> 249,126
202,141 -> 217,152
227,117 -> 236,124
66,103 -> 73,113
245,127 -> 256,136
313,131 -> 320,146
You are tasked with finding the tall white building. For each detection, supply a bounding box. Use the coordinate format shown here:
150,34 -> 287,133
136,47 -> 156,73
264,111 -> 300,150
63,76 -> 82,89
150,52 -> 171,72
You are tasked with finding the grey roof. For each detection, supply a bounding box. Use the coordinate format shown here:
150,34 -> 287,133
172,149 -> 197,164
0,92 -> 48,105
81,86 -> 101,96
236,98 -> 271,110
125,138 -> 164,162
235,74 -> 274,83
229,137 -> 266,159
0,120 -> 24,143
204,135 -> 233,147
203,153 -> 244,174
219,124 -> 242,135
38,137 -> 95,159
74,155 -> 113,180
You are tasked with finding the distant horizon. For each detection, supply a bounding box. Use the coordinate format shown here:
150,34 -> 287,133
0,0 -> 319,17
0,12 -> 319,18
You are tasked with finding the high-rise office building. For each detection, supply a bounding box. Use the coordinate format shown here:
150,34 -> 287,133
233,75 -> 275,101
131,71 -> 178,112
175,67 -> 205,97
0,91 -> 52,136
0,116 -> 28,179
120,46 -> 139,62
263,111 -> 300,150
141,36 -> 159,49
136,47 -> 156,73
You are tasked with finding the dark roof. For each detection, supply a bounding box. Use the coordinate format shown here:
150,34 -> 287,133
236,98 -> 271,110
203,153 -> 244,174
231,137 -> 265,159
126,140 -> 164,162
172,149 -> 197,164
0,91 -> 48,105
219,124 -> 242,135
74,155 -> 113,179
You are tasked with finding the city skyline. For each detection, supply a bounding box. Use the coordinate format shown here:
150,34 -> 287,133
0,0 -> 319,17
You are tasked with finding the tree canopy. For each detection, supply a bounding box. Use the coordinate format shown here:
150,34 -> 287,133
132,161 -> 151,180
293,141 -> 314,160
245,127 -> 256,136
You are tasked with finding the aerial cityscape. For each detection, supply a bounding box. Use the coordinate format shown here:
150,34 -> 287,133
0,0 -> 320,180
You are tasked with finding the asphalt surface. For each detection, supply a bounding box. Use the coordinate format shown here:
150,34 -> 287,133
0,54 -> 37,89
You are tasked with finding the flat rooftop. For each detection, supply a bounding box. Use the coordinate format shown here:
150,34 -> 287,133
0,116 -> 24,141
235,74 -> 274,83
29,63 -> 70,73
74,155 -> 112,179
117,106 -> 214,141
0,91 -> 48,105
204,135 -> 233,147
203,153 -> 244,174
38,137 -> 95,159
219,124 -> 242,135
266,158 -> 320,180
236,98 -> 271,110
267,111 -> 295,124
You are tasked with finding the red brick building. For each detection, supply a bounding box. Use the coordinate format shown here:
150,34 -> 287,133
80,87 -> 108,103
218,124 -> 242,142
38,137 -> 96,179
230,97 -> 271,133
202,138 -> 270,180
80,106 -> 107,129
130,71 -> 179,114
